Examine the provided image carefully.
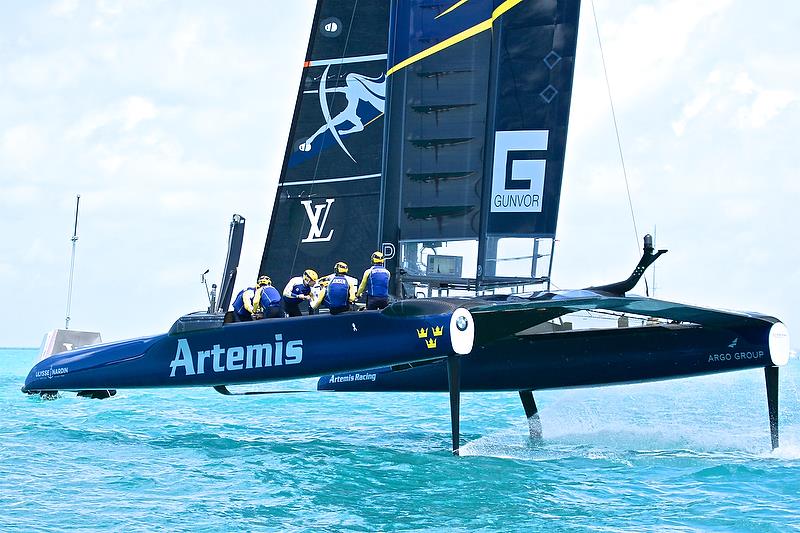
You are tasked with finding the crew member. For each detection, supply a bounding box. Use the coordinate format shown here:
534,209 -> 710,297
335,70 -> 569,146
312,261 -> 353,315
356,251 -> 390,310
282,269 -> 318,317
232,281 -> 259,322
254,275 -> 283,319
318,262 -> 358,304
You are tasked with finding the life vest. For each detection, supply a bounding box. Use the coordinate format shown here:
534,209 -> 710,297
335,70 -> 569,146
283,276 -> 311,301
324,275 -> 350,308
257,286 -> 282,309
233,287 -> 256,316
366,266 -> 390,297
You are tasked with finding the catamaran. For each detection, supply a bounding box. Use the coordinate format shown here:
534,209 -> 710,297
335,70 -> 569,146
23,0 -> 791,454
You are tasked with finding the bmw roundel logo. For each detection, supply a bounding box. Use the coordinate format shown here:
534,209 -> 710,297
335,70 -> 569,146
456,316 -> 468,332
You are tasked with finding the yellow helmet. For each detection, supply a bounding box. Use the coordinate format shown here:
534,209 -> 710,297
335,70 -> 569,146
371,251 -> 384,264
257,275 -> 271,287
303,269 -> 319,285
334,261 -> 348,274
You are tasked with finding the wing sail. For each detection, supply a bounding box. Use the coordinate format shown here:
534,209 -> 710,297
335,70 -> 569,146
380,0 -> 582,294
259,0 -> 390,284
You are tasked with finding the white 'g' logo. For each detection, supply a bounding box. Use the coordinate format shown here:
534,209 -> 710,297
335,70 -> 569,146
490,130 -> 549,213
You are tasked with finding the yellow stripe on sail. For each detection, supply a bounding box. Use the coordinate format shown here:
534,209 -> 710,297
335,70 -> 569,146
491,0 -> 523,20
435,0 -> 470,19
363,112 -> 385,129
387,0 -> 524,76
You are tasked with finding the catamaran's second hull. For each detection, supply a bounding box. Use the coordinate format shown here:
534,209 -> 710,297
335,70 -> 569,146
318,320 -> 786,392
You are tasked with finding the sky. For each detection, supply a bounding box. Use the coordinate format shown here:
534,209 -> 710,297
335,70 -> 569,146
0,0 -> 798,348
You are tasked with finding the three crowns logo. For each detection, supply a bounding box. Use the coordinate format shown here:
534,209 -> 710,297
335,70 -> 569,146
417,324 -> 444,349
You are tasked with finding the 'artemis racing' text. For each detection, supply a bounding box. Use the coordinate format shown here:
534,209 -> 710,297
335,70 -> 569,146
328,372 -> 377,383
169,335 -> 302,377
708,350 -> 764,363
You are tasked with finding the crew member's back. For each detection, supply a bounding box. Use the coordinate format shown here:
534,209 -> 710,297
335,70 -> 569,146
312,261 -> 354,315
356,251 -> 390,310
255,276 -> 283,318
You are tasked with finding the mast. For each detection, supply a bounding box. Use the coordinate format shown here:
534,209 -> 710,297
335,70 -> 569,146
65,194 -> 80,330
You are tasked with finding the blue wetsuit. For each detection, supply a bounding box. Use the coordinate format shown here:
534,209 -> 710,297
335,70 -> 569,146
258,285 -> 283,318
357,265 -> 390,310
232,287 -> 257,321
282,276 -> 312,317
324,275 -> 351,315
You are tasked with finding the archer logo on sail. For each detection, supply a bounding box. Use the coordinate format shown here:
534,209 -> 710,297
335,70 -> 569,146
301,198 -> 335,243
297,65 -> 385,163
490,130 -> 549,213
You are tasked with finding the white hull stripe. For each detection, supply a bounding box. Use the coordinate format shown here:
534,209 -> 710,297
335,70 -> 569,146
280,173 -> 381,187
304,54 -> 388,68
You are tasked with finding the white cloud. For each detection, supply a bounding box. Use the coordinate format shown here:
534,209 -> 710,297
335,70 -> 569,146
89,0 -> 134,30
158,191 -> 209,212
672,89 -> 715,136
171,19 -> 203,65
571,0 -> 734,141
97,153 -> 125,174
66,96 -> 159,141
670,68 -> 798,136
6,50 -> 87,91
718,197 -> 760,221
66,113 -> 108,142
23,238 -> 58,265
1,125 -> 47,170
733,72 -> 756,95
0,262 -> 14,278
96,0 -> 124,16
94,43 -> 120,64
0,185 -> 41,207
48,0 -> 80,17
121,96 -> 158,130
600,0 -> 733,101
737,89 -> 797,129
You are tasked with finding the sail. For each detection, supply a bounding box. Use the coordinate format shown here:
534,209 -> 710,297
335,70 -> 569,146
259,0 -> 390,285
261,0 -> 580,295
380,0 -> 581,292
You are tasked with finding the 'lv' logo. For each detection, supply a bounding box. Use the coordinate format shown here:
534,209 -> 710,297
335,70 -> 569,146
300,198 -> 335,243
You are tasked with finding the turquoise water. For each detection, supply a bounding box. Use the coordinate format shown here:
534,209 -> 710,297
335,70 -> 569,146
3,347 -> 800,532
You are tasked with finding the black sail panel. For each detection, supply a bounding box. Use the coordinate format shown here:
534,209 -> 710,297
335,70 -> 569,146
262,0 -> 580,294
383,1 -> 491,243
381,0 -> 580,292
483,0 -> 580,237
259,0 -> 390,285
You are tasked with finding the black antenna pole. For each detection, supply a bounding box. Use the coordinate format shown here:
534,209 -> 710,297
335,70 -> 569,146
65,194 -> 81,330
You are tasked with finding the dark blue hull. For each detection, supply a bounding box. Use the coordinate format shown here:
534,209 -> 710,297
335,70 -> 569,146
23,307 -> 471,393
318,321 -> 781,392
22,295 -> 789,452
